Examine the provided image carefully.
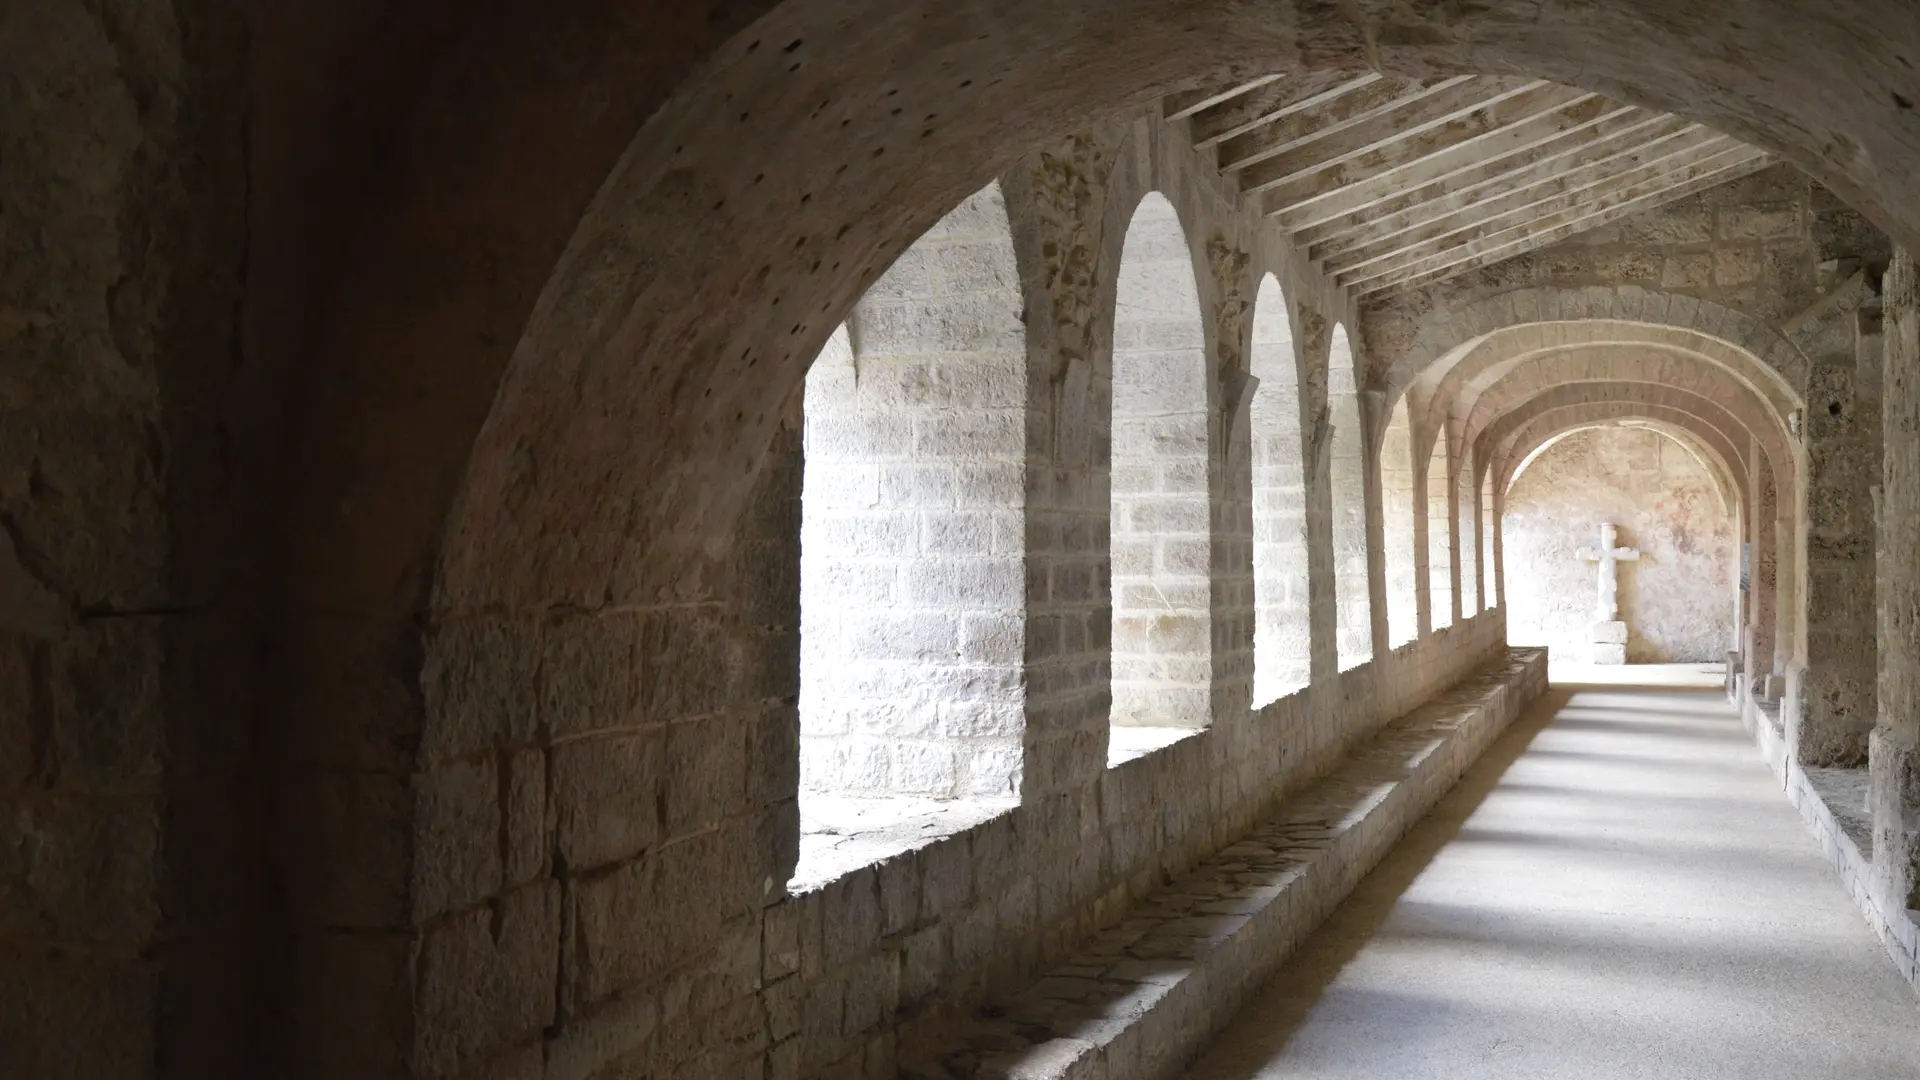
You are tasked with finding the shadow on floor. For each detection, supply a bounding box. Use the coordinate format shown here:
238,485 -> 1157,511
1181,685 -> 1576,1078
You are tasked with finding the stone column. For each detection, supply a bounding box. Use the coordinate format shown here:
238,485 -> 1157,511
1362,389 -> 1392,658
1746,445 -> 1779,697
1207,241 -> 1259,730
1292,309 -> 1340,684
1873,246 -> 1920,913
1794,313 -> 1879,765
1002,136 -> 1123,799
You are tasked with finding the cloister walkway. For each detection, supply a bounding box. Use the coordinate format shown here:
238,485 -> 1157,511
1182,666 -> 1920,1080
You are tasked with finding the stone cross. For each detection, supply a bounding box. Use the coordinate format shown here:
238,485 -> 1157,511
1578,522 -> 1639,621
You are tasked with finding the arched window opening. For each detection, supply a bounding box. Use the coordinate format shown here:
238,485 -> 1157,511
795,182 -> 1026,889
1329,323 -> 1372,670
1250,274 -> 1311,704
1457,445 -> 1480,619
1427,428 -> 1455,631
1381,397 -> 1419,647
1482,469 -> 1499,610
1110,192 -> 1212,759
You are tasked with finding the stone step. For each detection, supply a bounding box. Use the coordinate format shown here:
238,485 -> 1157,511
900,647 -> 1549,1080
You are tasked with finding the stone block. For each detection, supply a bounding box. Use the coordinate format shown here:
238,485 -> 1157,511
0,638 -> 37,786
412,758 -> 503,920
664,714 -> 749,835
0,795 -> 161,942
505,749 -> 549,885
1591,621 -> 1629,645
1591,643 -> 1627,665
0,945 -> 155,1079
643,610 -> 733,721
422,617 -> 540,762
46,618 -> 166,786
553,733 -> 661,871
414,881 -> 559,1077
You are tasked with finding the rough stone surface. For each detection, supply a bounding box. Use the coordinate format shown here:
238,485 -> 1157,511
1505,428 -> 1737,663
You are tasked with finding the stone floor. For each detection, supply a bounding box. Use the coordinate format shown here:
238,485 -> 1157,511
1182,664 -> 1920,1080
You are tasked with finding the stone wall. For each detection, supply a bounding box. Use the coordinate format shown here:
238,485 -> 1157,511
1366,165 -> 1830,364
1504,426 -> 1736,663
1249,275 -> 1312,702
1111,192 -> 1213,729
1327,327 -> 1372,670
751,113 -> 1518,1078
0,2 -> 254,1076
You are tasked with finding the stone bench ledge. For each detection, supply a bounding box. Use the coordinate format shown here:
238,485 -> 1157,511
902,647 -> 1549,1080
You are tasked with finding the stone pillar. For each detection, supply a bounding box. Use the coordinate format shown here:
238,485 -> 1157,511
1746,447 -> 1779,697
1207,241 -> 1259,730
1492,482 -> 1507,610
1002,136 -> 1123,799
1362,389 -> 1392,658
1288,310 -> 1340,683
1794,313 -> 1879,765
1873,246 -> 1920,913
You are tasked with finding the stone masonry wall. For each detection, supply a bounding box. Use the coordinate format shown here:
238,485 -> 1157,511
1327,328 -> 1372,670
0,3 -> 255,1077
750,114 -> 1515,1078
799,183 -> 1029,798
1425,429 -> 1455,630
1111,192 -> 1213,729
1793,306 -> 1881,766
1504,426 -> 1736,662
1873,245 -> 1920,913
1365,165 -> 1830,365
1249,276 -> 1312,702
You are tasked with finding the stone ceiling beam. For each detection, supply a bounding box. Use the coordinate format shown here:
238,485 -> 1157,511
1345,149 -> 1773,294
1269,105 -> 1669,234
1189,71 -> 1385,148
1324,133 -> 1745,276
1233,78 -> 1571,195
1246,87 -> 1616,210
1212,76 -> 1475,170
1162,73 -> 1287,120
1305,124 -> 1718,261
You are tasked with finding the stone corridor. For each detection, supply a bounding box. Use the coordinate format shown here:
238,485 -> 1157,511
1182,666 -> 1920,1080
12,4 -> 1920,1078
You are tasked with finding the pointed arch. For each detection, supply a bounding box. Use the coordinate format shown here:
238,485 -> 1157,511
1426,427 -> 1454,632
1481,470 -> 1498,610
1250,273 -> 1310,703
1328,322 -> 1371,669
798,181 -> 1028,815
1111,191 -> 1211,729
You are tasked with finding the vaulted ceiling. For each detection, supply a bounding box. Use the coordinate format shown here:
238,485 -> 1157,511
1166,73 -> 1772,295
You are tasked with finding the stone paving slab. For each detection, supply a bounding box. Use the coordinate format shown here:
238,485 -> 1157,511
900,647 -> 1548,1080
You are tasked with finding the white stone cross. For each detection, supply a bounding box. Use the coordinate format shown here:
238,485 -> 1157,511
1578,522 -> 1640,622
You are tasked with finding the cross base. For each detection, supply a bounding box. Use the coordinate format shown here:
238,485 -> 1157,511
1591,620 -> 1628,664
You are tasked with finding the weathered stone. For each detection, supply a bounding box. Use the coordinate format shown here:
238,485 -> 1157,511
414,882 -> 560,1077
552,733 -> 661,871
